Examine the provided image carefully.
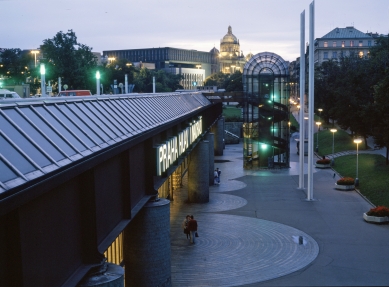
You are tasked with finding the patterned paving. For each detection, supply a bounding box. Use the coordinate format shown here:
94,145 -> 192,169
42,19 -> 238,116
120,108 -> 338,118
210,179 -> 247,193
171,214 -> 319,287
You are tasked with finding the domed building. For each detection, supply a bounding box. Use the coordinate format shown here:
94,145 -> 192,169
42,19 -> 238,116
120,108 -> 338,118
219,26 -> 246,73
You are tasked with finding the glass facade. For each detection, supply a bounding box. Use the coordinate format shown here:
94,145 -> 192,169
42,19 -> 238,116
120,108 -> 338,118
242,52 -> 290,169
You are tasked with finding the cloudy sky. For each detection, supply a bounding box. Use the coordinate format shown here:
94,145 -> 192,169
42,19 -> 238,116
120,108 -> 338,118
1,0 -> 388,62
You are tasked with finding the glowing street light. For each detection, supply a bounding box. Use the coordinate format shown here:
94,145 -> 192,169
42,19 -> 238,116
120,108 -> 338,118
354,138 -> 362,186
31,50 -> 40,67
96,71 -> 100,95
108,57 -> 116,64
318,108 -> 323,119
330,129 -> 337,166
40,63 -> 46,96
315,122 -> 321,152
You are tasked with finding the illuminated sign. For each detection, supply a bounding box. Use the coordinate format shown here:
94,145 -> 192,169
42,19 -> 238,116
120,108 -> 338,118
156,117 -> 202,176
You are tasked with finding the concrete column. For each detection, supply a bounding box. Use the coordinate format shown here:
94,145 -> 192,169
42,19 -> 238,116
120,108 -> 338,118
213,118 -> 224,156
124,199 -> 171,287
206,133 -> 215,185
77,263 -> 124,287
188,140 -> 209,203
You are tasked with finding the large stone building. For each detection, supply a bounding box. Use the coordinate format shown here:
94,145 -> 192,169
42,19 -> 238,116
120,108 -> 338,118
314,26 -> 379,64
218,26 -> 247,73
103,26 -> 249,89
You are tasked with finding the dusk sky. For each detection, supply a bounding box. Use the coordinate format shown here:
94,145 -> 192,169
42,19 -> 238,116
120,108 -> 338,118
1,0 -> 388,62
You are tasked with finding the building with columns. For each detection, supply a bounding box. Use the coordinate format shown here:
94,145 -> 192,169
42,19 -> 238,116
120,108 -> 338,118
218,26 -> 247,73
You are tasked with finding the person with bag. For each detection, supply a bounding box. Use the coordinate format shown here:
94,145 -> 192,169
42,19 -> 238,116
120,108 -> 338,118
187,215 -> 198,244
214,169 -> 219,185
182,215 -> 190,239
216,168 -> 221,184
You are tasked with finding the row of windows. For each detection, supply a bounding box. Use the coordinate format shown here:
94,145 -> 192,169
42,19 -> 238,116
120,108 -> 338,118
323,50 -> 365,59
323,40 -> 372,48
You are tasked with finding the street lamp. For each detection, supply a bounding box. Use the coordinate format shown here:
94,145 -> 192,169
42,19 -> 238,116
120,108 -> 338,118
31,50 -> 40,67
40,63 -> 46,97
108,57 -> 116,64
330,129 -> 337,166
96,71 -> 100,95
354,138 -> 362,186
318,108 -> 323,120
315,122 -> 321,152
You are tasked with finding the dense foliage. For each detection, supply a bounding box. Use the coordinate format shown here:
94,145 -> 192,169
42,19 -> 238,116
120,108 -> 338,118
204,70 -> 243,91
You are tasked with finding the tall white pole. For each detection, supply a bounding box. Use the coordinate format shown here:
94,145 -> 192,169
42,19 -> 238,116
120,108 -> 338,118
125,74 -> 128,94
307,0 -> 315,201
153,76 -> 156,93
299,10 -> 305,190
58,77 -> 62,92
96,71 -> 100,96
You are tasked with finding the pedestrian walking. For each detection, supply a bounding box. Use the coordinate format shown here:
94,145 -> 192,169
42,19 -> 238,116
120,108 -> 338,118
187,215 -> 198,244
214,169 -> 219,185
182,215 -> 190,239
216,168 -> 221,183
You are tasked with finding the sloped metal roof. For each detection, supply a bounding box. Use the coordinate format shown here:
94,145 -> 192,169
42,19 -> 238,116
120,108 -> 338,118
321,27 -> 372,39
0,93 -> 211,193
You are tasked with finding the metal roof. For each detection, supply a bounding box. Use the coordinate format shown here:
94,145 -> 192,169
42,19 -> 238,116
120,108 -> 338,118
321,27 -> 373,39
0,93 -> 211,193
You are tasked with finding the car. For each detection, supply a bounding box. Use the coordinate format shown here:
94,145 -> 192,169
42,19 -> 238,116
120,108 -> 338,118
0,89 -> 21,99
58,90 -> 92,97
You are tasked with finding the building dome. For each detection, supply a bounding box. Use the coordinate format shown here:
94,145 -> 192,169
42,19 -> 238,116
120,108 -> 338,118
221,26 -> 238,44
210,47 -> 220,53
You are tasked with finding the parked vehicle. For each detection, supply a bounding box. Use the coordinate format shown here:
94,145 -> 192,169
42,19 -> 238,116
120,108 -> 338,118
58,90 -> 92,97
0,89 -> 21,99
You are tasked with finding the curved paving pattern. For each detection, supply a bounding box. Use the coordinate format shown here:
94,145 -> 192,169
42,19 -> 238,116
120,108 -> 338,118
210,179 -> 247,192
171,193 -> 248,213
171,213 -> 319,286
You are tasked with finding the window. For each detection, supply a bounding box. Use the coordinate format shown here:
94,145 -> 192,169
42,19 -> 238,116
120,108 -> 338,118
332,52 -> 337,59
341,41 -> 345,47
359,51 -> 364,58
359,41 -> 363,47
368,40 -> 372,47
324,41 -> 328,47
350,41 -> 354,47
332,41 -> 337,47
323,52 -> 328,59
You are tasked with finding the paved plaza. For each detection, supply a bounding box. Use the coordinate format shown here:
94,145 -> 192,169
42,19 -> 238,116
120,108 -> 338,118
170,143 -> 389,286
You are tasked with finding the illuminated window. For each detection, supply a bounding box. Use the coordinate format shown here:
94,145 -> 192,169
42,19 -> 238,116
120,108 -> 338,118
350,41 -> 354,47
341,41 -> 345,47
359,41 -> 363,47
332,41 -> 337,47
359,51 -> 364,58
324,41 -> 328,47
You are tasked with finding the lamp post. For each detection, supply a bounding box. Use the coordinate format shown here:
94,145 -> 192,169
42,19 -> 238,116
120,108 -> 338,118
318,108 -> 323,120
31,50 -> 40,67
96,71 -> 100,95
354,138 -> 362,186
108,57 -> 116,64
330,129 -> 337,166
315,122 -> 321,152
40,63 -> 45,96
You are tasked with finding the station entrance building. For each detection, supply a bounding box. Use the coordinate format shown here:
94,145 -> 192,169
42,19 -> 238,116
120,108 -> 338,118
0,93 -> 223,286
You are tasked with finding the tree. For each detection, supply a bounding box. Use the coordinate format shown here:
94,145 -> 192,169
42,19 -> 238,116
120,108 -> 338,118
41,30 -> 97,91
204,72 -> 229,88
224,71 -> 243,91
0,48 -> 30,85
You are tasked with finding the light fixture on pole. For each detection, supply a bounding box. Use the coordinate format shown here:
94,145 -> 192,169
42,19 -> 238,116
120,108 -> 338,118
96,71 -> 100,95
315,122 -> 321,152
354,138 -> 362,186
108,57 -> 116,64
330,128 -> 337,166
40,63 -> 46,97
31,50 -> 40,67
318,108 -> 323,120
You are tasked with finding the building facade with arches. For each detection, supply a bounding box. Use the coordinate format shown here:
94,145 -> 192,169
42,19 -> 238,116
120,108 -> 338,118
242,52 -> 290,169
